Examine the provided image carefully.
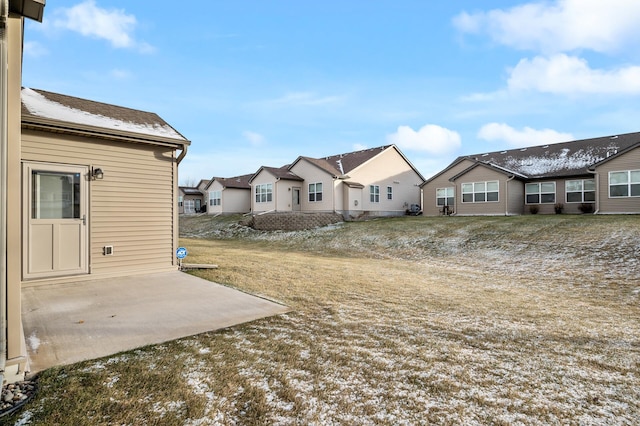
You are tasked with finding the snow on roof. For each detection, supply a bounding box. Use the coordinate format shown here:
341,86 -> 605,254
21,88 -> 186,141
496,146 -> 617,178
467,132 -> 640,179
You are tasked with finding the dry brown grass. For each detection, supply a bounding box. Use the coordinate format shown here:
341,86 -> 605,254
9,215 -> 640,425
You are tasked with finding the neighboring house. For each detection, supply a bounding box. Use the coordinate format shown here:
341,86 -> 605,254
421,132 -> 640,216
249,165 -> 304,213
178,179 -> 209,214
179,185 -> 205,214
204,174 -> 253,214
250,145 -> 426,218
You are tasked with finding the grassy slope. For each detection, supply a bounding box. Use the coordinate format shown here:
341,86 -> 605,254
10,215 -> 639,425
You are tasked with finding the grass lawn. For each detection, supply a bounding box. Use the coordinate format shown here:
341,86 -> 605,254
8,215 -> 640,425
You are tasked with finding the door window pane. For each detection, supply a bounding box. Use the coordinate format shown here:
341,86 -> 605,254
32,171 -> 80,219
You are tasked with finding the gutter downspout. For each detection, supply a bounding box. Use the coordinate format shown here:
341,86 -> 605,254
587,169 -> 599,214
1,0 -> 10,385
275,177 -> 279,212
176,143 -> 188,165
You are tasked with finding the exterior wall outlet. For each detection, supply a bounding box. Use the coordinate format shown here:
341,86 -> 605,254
103,245 -> 114,256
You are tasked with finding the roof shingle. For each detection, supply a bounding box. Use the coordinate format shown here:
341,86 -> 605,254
21,88 -> 188,142
464,132 -> 640,179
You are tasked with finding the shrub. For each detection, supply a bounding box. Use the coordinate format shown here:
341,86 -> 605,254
529,205 -> 539,214
579,203 -> 594,214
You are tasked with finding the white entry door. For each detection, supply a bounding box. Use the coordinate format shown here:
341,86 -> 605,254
292,188 -> 301,211
23,162 -> 89,279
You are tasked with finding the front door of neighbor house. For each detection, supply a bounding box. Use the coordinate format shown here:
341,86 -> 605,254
292,187 -> 301,211
23,162 -> 89,279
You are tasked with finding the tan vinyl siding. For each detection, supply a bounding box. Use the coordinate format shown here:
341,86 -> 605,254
347,148 -> 423,215
422,159 -> 475,216
594,146 -> 640,214
251,170 -> 277,213
454,167 -> 506,216
507,179 -> 524,215
223,188 -> 251,213
207,181 -> 251,214
22,130 -> 177,277
289,161 -> 334,213
206,181 -> 224,214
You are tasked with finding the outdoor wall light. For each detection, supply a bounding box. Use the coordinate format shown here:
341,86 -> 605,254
91,167 -> 104,180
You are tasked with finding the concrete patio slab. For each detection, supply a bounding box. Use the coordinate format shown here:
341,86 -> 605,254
21,271 -> 290,373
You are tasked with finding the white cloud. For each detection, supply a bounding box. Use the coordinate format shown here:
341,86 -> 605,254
478,123 -> 573,148
386,124 -> 461,155
242,131 -> 265,146
110,69 -> 132,79
453,0 -> 640,54
508,54 -> 640,95
23,41 -> 48,57
270,92 -> 345,106
53,0 -> 151,52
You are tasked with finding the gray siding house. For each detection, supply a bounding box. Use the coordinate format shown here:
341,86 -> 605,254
422,132 -> 640,216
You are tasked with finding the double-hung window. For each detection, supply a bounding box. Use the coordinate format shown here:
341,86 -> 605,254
309,182 -> 323,202
436,187 -> 454,206
461,181 -> 498,203
566,179 -> 595,203
370,185 -> 380,203
255,183 -> 273,203
209,190 -> 221,206
609,170 -> 640,197
525,182 -> 556,204
387,186 -> 393,200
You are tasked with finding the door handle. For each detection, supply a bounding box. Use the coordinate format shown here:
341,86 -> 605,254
82,214 -> 86,225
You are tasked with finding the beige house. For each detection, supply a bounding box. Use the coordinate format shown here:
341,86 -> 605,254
1,81 -> 189,384
421,132 -> 640,216
2,3 -> 47,386
204,174 -> 253,215
178,180 -> 209,214
249,165 -> 304,213
250,145 -> 426,218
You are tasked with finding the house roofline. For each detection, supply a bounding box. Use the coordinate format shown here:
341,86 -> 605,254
350,145 -> 426,183
588,140 -> 640,170
22,117 -> 190,149
289,156 -> 340,178
248,166 -> 303,184
449,160 -> 525,182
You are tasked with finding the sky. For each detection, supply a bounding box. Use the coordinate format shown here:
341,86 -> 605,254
21,0 -> 640,185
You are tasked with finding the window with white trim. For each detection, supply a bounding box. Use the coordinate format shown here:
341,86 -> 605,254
255,183 -> 273,203
566,179 -> 595,203
209,190 -> 221,206
370,185 -> 380,203
461,181 -> 498,203
436,187 -> 454,206
178,196 -> 183,207
525,182 -> 556,204
309,182 -> 323,202
609,170 -> 640,197
387,186 -> 393,200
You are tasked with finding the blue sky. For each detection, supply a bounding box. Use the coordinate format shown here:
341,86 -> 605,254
22,0 -> 640,184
